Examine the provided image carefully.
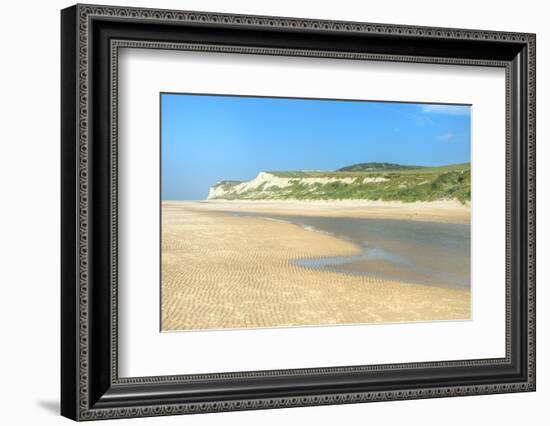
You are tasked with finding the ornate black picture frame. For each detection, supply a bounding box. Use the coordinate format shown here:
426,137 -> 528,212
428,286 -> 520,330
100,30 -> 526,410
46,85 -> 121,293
61,4 -> 536,421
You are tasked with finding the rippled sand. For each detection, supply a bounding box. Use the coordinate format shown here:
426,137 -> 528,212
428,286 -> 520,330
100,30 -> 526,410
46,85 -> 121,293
161,201 -> 470,331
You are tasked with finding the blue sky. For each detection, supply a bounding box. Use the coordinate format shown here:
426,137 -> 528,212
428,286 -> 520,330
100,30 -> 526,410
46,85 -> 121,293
161,93 -> 471,200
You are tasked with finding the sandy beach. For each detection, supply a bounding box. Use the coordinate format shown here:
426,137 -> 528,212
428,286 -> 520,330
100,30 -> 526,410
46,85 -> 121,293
182,199 -> 470,224
161,200 -> 471,331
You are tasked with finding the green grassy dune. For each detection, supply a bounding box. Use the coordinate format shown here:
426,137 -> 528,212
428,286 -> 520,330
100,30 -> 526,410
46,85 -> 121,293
209,162 -> 471,204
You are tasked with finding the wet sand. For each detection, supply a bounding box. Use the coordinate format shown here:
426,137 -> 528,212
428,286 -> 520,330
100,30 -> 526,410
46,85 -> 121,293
161,200 -> 471,331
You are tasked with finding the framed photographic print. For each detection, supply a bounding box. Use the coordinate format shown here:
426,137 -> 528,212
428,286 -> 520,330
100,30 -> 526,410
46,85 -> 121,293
61,4 -> 536,421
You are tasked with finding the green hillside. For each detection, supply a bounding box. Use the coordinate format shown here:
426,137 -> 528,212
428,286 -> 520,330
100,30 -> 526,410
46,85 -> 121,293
208,163 -> 471,203
336,162 -> 424,172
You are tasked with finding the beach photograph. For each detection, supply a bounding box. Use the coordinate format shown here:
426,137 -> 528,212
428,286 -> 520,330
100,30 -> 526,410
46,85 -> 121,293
161,93 -> 471,331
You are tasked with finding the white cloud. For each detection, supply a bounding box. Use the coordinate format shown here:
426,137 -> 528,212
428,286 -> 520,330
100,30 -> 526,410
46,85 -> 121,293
436,131 -> 455,141
421,104 -> 470,116
411,113 -> 434,127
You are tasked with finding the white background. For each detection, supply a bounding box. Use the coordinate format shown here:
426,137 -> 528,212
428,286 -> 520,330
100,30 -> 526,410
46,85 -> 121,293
119,49 -> 506,377
0,0 -> 547,425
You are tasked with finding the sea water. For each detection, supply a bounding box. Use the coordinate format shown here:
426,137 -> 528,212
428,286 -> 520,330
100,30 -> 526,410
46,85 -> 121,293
232,212 -> 470,290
